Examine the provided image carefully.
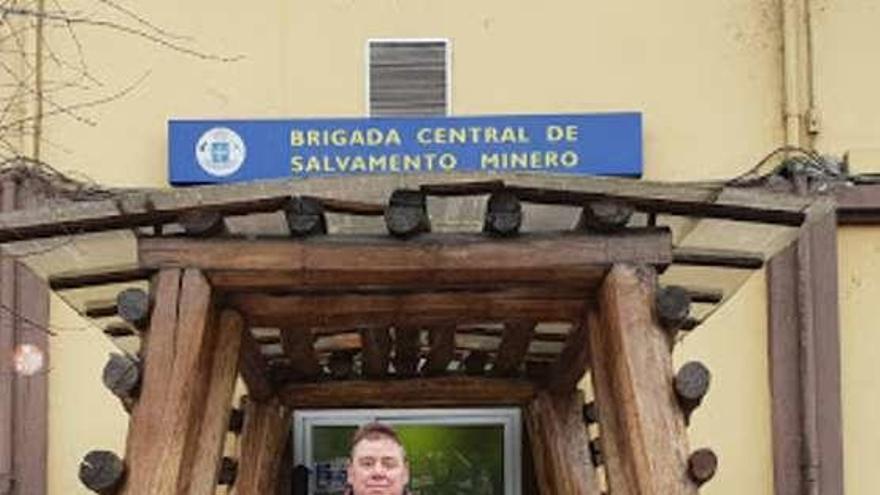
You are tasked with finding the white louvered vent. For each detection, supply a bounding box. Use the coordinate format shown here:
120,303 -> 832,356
368,40 -> 449,117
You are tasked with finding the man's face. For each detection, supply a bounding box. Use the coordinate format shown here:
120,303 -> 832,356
347,436 -> 409,495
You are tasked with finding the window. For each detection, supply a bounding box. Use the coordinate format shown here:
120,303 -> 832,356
294,408 -> 521,495
368,40 -> 450,117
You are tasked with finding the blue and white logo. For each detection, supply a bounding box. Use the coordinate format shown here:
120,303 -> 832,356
195,127 -> 246,177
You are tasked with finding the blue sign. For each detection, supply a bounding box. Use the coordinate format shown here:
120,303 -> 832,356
168,113 -> 642,185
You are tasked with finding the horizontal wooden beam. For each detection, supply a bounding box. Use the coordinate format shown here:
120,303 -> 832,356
278,376 -> 537,408
505,181 -> 809,226
835,183 -> 880,225
140,230 -> 671,291
229,290 -> 587,328
672,246 -> 764,269
49,265 -> 154,291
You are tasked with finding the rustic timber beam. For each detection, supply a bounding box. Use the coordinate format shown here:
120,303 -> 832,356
360,327 -> 391,378
0,176 -> 814,247
392,326 -> 421,377
491,321 -> 535,377
279,376 -> 537,408
239,329 -> 276,402
48,265 -> 153,291
589,264 -> 697,495
655,285 -> 692,331
140,230 -> 671,291
228,290 -> 587,328
835,182 -> 880,224
547,317 -> 592,393
504,181 -> 809,226
672,246 -> 765,269
280,328 -> 323,380
524,391 -> 601,494
421,325 -> 456,375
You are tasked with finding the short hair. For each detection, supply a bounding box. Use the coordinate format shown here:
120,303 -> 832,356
349,422 -> 406,459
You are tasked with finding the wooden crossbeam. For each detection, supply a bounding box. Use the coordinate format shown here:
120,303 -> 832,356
139,230 -> 671,291
279,376 -> 537,408
228,290 -> 587,328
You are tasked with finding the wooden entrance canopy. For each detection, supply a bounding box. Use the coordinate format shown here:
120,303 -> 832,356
0,171 -> 823,495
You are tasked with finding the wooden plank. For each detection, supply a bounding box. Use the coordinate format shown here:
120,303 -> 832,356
279,376 -> 537,408
147,269 -> 216,495
547,317 -> 592,393
188,310 -> 244,495
140,231 -> 671,290
0,193 -> 290,244
491,322 -> 535,377
525,391 -> 601,495
13,263 -> 49,495
393,326 -> 421,377
360,327 -> 391,378
235,398 -> 291,494
239,329 -> 275,402
49,264 -> 154,290
120,269 -> 182,494
835,183 -> 880,224
505,179 -> 809,225
768,211 -> 844,495
316,196 -> 385,216
589,264 -> 696,495
280,328 -> 322,379
228,290 -> 587,328
0,179 -> 15,495
672,246 -> 764,269
421,325 -> 456,375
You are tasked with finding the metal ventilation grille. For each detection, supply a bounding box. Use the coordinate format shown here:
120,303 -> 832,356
369,40 -> 448,117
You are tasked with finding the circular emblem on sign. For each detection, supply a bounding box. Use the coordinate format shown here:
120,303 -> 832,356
195,127 -> 246,177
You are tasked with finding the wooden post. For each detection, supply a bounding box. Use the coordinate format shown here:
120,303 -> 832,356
120,270 -> 242,495
234,398 -> 291,494
524,391 -> 601,495
589,264 -> 697,495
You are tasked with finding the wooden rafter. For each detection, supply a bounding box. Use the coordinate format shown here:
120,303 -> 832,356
393,326 -> 422,377
491,321 -> 536,377
360,327 -> 391,378
280,327 -> 322,380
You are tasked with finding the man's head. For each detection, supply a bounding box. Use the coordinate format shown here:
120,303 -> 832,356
346,422 -> 410,495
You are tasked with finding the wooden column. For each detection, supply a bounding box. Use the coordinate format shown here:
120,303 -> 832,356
234,398 -> 291,494
589,264 -> 697,495
120,269 -> 242,495
524,390 -> 601,495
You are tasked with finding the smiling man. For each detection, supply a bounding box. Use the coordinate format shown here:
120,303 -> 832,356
346,422 -> 411,495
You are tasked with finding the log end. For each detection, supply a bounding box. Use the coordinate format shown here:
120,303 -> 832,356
688,448 -> 718,486
79,450 -> 125,495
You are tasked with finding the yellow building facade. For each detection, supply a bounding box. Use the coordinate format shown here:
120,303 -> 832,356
1,0 -> 877,493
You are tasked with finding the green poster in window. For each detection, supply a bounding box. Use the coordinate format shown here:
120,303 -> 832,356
312,424 -> 505,495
